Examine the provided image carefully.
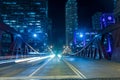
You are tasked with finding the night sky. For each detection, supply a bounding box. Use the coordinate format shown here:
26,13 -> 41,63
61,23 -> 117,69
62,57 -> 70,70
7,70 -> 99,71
48,0 -> 114,47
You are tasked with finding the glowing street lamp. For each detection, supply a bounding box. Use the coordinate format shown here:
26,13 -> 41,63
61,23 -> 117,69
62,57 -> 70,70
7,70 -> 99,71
33,33 -> 37,38
50,45 -> 53,49
80,33 -> 83,38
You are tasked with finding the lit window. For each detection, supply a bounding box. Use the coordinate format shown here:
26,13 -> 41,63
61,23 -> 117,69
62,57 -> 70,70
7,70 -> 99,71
37,21 -> 41,22
35,2 -> 41,5
37,26 -> 41,28
3,20 -> 9,22
23,26 -> 27,28
29,23 -> 33,25
16,25 -> 20,28
3,2 -> 16,4
20,30 -> 24,33
36,23 -> 40,25
1,14 -> 7,17
6,23 -> 10,25
11,20 -> 16,23
30,15 -> 36,17
28,12 -> 35,15
108,16 -> 112,20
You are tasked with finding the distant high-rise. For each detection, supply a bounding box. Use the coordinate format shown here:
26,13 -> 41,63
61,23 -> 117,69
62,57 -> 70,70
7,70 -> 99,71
114,0 -> 120,22
112,0 -> 120,62
65,0 -> 78,46
114,0 -> 117,8
92,12 -> 102,31
92,12 -> 115,30
100,13 -> 115,29
0,0 -> 48,33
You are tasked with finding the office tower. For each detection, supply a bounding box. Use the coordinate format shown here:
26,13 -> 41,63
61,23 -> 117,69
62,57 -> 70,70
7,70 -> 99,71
65,0 -> 78,46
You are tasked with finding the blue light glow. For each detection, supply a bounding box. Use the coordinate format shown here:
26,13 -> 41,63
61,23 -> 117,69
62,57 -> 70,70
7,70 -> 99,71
102,18 -> 105,22
108,16 -> 112,20
80,34 -> 83,38
33,34 -> 37,37
16,34 -> 21,37
107,37 -> 112,52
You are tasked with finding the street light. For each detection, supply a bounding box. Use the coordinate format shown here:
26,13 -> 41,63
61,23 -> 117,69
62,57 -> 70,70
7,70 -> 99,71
80,33 -> 83,38
50,45 -> 53,49
33,33 -> 37,38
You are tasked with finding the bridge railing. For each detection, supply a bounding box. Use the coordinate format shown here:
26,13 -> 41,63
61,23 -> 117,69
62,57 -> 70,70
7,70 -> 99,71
68,35 -> 103,59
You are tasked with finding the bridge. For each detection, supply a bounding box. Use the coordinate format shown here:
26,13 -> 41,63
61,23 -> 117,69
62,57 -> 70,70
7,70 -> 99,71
0,22 -> 120,80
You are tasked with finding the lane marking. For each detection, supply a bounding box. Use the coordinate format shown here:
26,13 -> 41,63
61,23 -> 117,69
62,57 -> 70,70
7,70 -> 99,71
64,61 -> 82,78
29,57 -> 53,77
63,59 -> 86,79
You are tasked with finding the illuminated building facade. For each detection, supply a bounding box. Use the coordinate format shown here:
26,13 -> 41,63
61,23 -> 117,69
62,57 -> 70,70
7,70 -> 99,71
0,0 -> 48,52
92,12 -> 115,30
114,0 -> 120,22
0,32 -> 13,56
92,12 -> 115,58
65,0 -> 78,47
100,13 -> 115,55
75,31 -> 96,47
92,12 -> 102,31
100,13 -> 115,29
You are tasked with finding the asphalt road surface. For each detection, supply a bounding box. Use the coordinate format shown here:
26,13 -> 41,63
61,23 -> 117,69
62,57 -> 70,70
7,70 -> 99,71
0,56 -> 120,80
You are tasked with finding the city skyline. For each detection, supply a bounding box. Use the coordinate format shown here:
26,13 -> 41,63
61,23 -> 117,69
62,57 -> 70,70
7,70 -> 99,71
0,0 -> 114,48
48,0 -> 114,47
0,0 -> 120,78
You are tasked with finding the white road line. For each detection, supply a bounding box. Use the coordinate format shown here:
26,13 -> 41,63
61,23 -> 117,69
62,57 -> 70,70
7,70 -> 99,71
69,63 -> 86,78
63,59 -> 86,79
64,60 -> 82,78
29,57 -> 53,77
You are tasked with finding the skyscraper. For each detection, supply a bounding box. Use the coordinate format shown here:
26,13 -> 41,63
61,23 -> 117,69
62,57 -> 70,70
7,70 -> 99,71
0,0 -> 48,51
114,0 -> 120,22
114,0 -> 117,8
0,0 -> 48,33
65,0 -> 78,47
92,12 -> 102,31
112,0 -> 120,61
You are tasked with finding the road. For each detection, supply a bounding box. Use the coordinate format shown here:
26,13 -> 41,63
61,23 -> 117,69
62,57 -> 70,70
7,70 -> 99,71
0,56 -> 85,79
0,56 -> 120,80
65,56 -> 120,79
